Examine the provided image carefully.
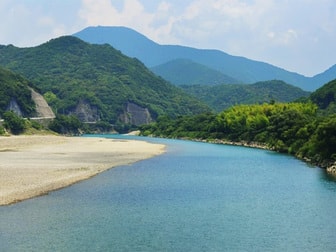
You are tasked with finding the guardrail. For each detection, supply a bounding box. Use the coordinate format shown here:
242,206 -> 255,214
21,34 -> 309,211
0,116 -> 55,127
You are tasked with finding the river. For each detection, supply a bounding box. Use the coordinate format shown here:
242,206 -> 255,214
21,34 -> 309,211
1,135 -> 335,251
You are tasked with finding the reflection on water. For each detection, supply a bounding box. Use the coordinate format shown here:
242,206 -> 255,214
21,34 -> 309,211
1,135 -> 336,251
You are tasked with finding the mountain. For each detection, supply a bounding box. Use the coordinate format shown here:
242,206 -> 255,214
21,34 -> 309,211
0,67 -> 35,117
74,26 -> 336,91
309,79 -> 336,113
182,80 -> 310,112
309,65 -> 336,87
0,36 -> 210,125
150,59 -> 239,85
0,66 -> 54,119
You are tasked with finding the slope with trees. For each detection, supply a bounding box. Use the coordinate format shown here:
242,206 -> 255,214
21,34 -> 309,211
0,36 -> 210,127
0,67 -> 35,117
151,59 -> 239,85
182,80 -> 310,112
309,79 -> 336,114
74,26 -> 336,91
140,80 -> 336,170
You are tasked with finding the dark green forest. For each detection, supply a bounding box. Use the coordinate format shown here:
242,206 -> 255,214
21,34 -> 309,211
0,67 -> 35,117
182,80 -> 310,112
0,36 -> 210,124
0,35 -> 335,169
140,79 -> 336,167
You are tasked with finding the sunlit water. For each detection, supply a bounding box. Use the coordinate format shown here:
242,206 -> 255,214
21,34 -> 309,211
1,135 -> 336,251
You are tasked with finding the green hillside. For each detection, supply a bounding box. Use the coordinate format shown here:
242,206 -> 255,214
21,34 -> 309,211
182,80 -> 310,112
310,79 -> 336,114
140,99 -> 335,169
140,79 -> 336,169
0,67 -> 35,117
0,36 -> 210,125
74,26 -> 331,91
151,59 -> 239,85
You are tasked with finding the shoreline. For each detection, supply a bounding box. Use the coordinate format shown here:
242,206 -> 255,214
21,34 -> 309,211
0,135 -> 165,206
187,138 -> 336,174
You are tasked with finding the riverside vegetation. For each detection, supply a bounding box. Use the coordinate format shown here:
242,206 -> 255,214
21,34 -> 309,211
0,34 -> 335,171
140,79 -> 336,171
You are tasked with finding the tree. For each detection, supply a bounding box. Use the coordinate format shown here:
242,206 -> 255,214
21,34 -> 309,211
2,111 -> 26,134
48,114 -> 82,135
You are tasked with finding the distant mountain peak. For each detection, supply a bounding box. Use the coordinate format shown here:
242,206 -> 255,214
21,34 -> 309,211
74,26 -> 335,91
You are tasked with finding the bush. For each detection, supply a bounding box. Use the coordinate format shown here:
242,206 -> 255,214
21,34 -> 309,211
48,114 -> 82,135
2,111 -> 26,134
0,125 -> 5,135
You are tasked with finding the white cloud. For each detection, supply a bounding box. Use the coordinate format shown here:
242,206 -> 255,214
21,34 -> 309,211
157,1 -> 171,12
151,0 -> 336,76
78,0 -> 181,44
79,0 -> 154,30
78,0 -> 119,25
0,0 -> 335,75
0,1 -> 82,47
75,0 -> 336,75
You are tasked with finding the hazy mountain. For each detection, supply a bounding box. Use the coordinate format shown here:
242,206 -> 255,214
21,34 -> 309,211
309,65 -> 336,87
181,80 -> 310,112
0,36 -> 210,124
74,26 -> 336,91
151,59 -> 239,85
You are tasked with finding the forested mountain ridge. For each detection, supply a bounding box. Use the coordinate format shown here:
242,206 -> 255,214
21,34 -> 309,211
182,80 -> 310,112
0,36 -> 210,125
150,59 -> 239,85
139,78 -> 336,170
0,67 -> 35,117
74,26 -> 336,91
309,79 -> 336,114
140,99 -> 336,171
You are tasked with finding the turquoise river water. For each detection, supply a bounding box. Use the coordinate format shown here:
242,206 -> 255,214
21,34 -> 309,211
1,135 -> 336,251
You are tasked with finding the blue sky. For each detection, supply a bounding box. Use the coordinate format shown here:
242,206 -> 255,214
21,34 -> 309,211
1,0 -> 335,77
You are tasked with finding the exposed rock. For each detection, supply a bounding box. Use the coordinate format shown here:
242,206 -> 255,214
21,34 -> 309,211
31,89 -> 55,118
125,130 -> 140,136
6,98 -> 23,117
71,99 -> 100,123
327,162 -> 336,174
119,102 -> 153,125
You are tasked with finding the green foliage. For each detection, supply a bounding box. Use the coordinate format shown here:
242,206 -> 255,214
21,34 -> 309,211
215,103 -> 317,147
28,119 -> 43,130
75,26 -> 326,91
0,124 -> 5,135
299,115 -> 336,162
0,36 -> 210,125
43,91 -> 59,108
141,77 -> 336,166
48,114 -> 83,135
140,101 -> 336,165
151,59 -> 239,85
182,80 -> 310,112
2,111 -> 26,134
310,79 -> 336,114
91,121 -> 114,133
0,67 -> 35,117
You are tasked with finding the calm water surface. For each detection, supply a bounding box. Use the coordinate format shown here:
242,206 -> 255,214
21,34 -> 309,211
1,135 -> 336,251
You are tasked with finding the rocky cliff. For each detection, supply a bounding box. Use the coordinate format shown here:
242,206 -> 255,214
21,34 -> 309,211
70,99 -> 99,123
6,98 -> 23,117
119,102 -> 153,125
30,89 -> 55,118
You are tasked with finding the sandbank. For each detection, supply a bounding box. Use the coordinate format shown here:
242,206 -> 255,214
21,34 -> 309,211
0,135 -> 165,206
